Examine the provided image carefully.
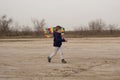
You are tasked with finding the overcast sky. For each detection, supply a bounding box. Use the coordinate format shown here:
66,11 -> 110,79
0,0 -> 120,30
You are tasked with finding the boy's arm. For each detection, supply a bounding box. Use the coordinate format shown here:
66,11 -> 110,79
62,38 -> 65,42
54,32 -> 67,42
54,33 -> 66,42
62,38 -> 67,42
61,33 -> 67,42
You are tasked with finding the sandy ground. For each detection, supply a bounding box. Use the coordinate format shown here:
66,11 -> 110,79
0,38 -> 120,80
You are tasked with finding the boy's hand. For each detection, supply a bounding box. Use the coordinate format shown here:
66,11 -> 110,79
65,39 -> 67,42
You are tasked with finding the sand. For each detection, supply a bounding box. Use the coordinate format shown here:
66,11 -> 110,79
0,38 -> 120,80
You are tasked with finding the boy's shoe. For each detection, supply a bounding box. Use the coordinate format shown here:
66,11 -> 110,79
61,59 -> 67,63
48,57 -> 51,63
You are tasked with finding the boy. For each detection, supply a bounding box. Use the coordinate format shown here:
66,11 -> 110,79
48,26 -> 67,63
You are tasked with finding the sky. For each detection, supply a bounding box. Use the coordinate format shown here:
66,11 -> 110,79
0,0 -> 120,30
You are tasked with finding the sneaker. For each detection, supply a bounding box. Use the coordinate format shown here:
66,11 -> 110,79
48,57 -> 51,63
61,59 -> 67,63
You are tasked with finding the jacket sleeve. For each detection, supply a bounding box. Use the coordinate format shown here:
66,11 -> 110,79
62,38 -> 66,42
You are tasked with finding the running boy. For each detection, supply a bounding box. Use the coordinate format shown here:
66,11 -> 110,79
48,26 -> 67,63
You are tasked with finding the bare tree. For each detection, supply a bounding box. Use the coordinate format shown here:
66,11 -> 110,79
21,25 -> 32,35
108,24 -> 118,34
0,15 -> 12,35
74,27 -> 83,31
10,22 -> 21,32
22,26 -> 31,32
32,19 -> 45,35
89,19 -> 106,31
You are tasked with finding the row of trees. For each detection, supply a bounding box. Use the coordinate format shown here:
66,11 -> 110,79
75,19 -> 119,32
0,15 -> 120,38
0,15 -> 45,37
72,19 -> 120,37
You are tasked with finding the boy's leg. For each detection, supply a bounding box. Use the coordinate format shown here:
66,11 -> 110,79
59,47 -> 64,60
59,47 -> 67,63
49,47 -> 59,59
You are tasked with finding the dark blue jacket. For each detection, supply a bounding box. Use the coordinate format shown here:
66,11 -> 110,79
53,31 -> 65,47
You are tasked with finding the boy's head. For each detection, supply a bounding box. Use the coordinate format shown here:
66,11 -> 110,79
55,26 -> 62,33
